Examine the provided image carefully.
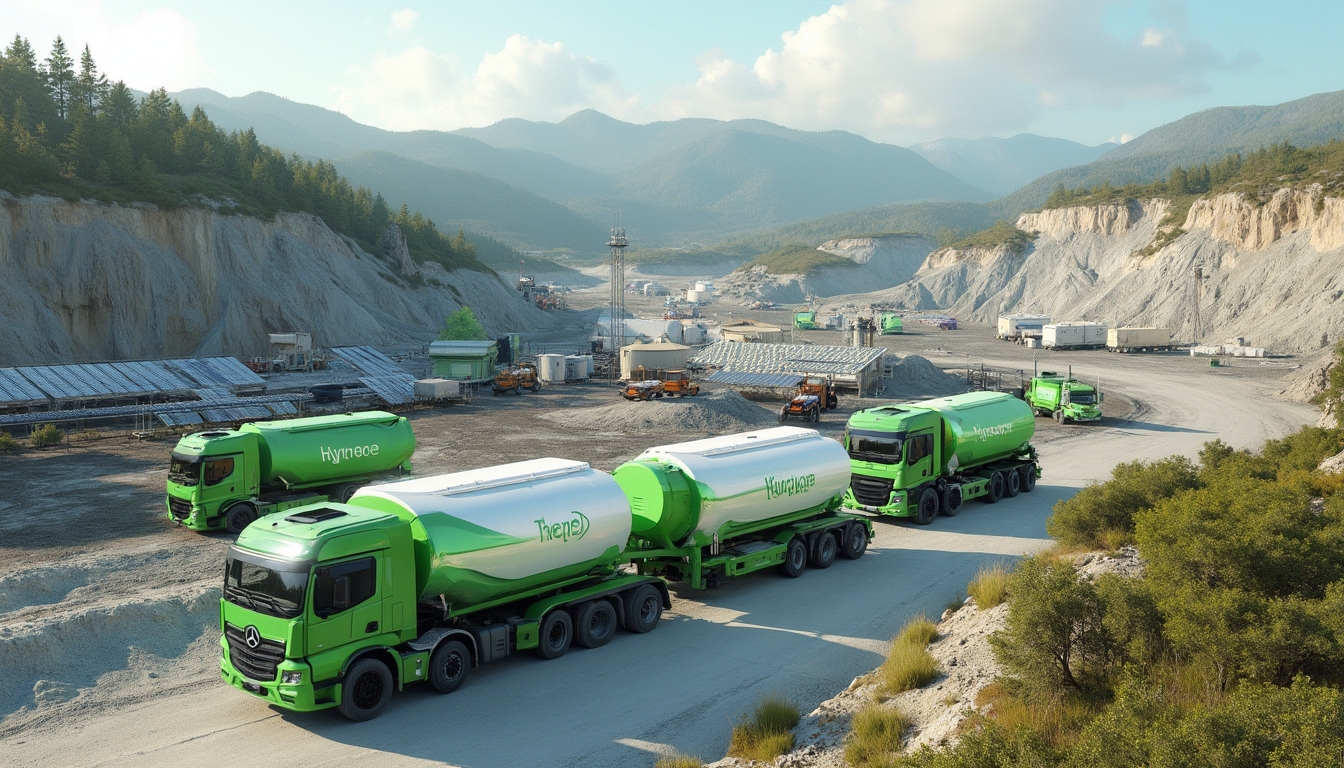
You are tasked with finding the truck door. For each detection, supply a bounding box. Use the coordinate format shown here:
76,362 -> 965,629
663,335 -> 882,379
905,432 -> 935,481
307,555 -> 381,654
199,454 -> 241,507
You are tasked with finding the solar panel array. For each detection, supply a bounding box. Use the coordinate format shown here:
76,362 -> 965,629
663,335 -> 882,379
690,342 -> 885,376
705,371 -> 806,388
329,346 -> 410,379
0,356 -> 265,408
358,375 -> 416,405
0,369 -> 46,404
162,358 -> 265,391
0,393 -> 307,427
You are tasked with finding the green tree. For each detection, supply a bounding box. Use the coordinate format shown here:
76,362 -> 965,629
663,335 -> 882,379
72,44 -> 108,112
1046,456 -> 1200,547
438,307 -> 488,340
101,80 -> 136,129
43,35 -> 74,121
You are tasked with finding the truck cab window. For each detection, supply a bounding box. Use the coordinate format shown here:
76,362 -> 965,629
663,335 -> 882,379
906,435 -> 932,465
204,457 -> 235,486
168,456 -> 201,486
313,557 -> 376,618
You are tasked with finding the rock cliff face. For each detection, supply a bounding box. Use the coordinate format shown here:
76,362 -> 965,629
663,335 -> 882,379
717,234 -> 934,304
851,192 -> 1344,354
0,194 -> 547,366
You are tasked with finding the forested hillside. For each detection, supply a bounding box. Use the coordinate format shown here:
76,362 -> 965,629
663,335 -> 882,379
0,35 -> 495,273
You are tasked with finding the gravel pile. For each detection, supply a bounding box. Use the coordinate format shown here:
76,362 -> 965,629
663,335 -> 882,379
539,390 -> 779,433
880,355 -> 967,398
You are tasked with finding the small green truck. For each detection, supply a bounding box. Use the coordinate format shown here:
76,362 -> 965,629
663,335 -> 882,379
794,310 -> 819,330
1024,371 -> 1102,423
166,411 -> 415,533
880,313 -> 904,335
842,392 -> 1039,524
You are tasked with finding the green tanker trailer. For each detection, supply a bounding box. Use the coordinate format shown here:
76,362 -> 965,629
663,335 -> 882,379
218,458 -> 669,721
615,426 -> 874,589
842,391 -> 1039,525
166,411 -> 415,533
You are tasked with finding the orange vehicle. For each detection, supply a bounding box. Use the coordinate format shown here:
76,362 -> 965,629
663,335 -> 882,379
798,376 -> 839,411
660,370 -> 700,397
623,380 -> 665,401
779,393 -> 823,422
492,363 -> 540,395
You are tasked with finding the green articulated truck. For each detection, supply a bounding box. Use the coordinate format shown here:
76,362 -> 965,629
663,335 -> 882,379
1024,371 -> 1102,423
166,411 -> 415,533
842,392 -> 1039,525
880,313 -> 904,335
218,427 -> 871,720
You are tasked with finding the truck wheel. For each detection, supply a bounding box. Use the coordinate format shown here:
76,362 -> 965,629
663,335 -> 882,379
1019,465 -> 1037,492
1005,470 -> 1022,498
942,485 -> 963,516
914,487 -> 940,525
782,538 -> 808,578
841,522 -> 868,560
810,407 -> 820,422
515,385 -> 522,395
536,610 -> 573,659
575,600 -> 617,648
224,503 -> 257,534
624,585 -> 662,633
985,472 -> 1005,504
428,640 -> 470,694
779,409 -> 788,423
810,531 -> 838,569
333,484 -> 359,503
338,658 -> 392,721
1053,410 -> 1064,424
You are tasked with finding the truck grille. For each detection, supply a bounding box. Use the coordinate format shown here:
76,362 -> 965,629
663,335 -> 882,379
850,474 -> 895,507
225,622 -> 286,681
167,495 -> 193,521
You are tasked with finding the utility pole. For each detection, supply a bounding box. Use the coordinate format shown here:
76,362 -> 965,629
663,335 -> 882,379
1193,266 -> 1205,342
607,215 -> 628,380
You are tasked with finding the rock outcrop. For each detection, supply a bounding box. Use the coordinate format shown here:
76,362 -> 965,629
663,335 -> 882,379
1184,186 -> 1344,252
0,194 -> 548,366
717,234 -> 935,304
1018,198 -> 1167,238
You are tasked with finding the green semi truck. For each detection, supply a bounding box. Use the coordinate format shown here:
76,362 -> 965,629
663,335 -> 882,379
880,313 -> 904,335
219,428 -> 871,720
1024,371 -> 1102,423
794,310 -> 819,330
842,392 -> 1039,524
166,411 -> 415,533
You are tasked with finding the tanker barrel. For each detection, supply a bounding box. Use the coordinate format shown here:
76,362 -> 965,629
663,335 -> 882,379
909,392 -> 1034,472
243,411 -> 415,487
347,458 -> 631,606
614,426 -> 851,548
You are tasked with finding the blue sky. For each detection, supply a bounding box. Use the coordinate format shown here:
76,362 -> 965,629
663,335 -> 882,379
5,1 -> 1344,146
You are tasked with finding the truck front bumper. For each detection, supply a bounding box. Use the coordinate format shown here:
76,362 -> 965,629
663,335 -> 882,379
221,640 -> 330,713
842,487 -> 910,517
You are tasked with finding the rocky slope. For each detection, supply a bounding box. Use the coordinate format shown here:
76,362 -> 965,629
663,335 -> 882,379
0,193 -> 549,366
853,188 -> 1344,354
718,234 -> 935,304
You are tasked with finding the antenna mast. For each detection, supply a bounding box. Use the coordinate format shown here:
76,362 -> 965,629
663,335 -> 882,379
607,214 -> 628,378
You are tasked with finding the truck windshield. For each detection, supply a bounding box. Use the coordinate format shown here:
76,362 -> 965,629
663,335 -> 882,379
846,428 -> 904,464
168,454 -> 201,486
224,547 -> 310,619
1069,393 -> 1096,404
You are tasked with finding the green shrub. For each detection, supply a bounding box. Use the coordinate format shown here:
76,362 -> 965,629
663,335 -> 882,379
897,614 -> 938,646
1046,456 -> 1200,548
0,431 -> 19,452
653,755 -> 703,768
29,423 -> 64,448
880,640 -> 939,694
727,694 -> 800,762
967,563 -> 1010,609
845,704 -> 910,766
438,306 -> 489,340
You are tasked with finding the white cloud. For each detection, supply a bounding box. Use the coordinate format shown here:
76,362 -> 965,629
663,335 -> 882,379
654,0 -> 1229,142
390,9 -> 419,33
335,34 -> 639,130
2,1 -> 212,92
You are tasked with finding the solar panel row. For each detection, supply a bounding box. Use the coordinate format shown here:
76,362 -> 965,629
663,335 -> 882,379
0,356 -> 266,407
329,346 -> 411,379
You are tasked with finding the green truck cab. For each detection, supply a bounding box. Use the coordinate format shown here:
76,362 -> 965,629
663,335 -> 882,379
842,392 -> 1040,525
880,313 -> 904,335
166,411 -> 415,533
794,310 -> 819,330
1024,372 -> 1102,423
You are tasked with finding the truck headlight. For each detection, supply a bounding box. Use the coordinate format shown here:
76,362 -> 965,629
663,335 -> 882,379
281,671 -> 303,685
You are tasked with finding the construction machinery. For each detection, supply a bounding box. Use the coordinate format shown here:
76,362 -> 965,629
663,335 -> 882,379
492,363 -> 540,395
779,393 -> 823,422
623,380 -> 665,401
659,370 -> 700,397
798,376 -> 839,411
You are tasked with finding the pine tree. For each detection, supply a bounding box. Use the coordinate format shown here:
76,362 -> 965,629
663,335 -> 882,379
43,36 -> 74,120
73,45 -> 109,112
101,81 -> 137,129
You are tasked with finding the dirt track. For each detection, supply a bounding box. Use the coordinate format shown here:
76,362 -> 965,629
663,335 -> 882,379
0,321 -> 1318,767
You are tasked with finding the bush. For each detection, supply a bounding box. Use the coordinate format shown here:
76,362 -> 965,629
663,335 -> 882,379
897,614 -> 939,646
653,755 -> 703,768
1046,456 -> 1200,548
898,720 -> 1059,768
727,694 -> 800,762
968,563 -> 1010,609
0,431 -> 19,452
438,306 -> 488,340
29,423 -> 64,448
845,704 -> 910,767
881,640 -> 940,694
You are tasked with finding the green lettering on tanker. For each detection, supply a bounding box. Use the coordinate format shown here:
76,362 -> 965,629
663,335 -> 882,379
319,443 -> 382,465
535,511 -> 590,542
764,473 -> 817,499
970,423 -> 1013,441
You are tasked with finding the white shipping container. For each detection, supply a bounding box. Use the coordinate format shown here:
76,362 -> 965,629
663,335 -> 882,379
1108,327 -> 1172,351
414,378 -> 460,398
1043,322 -> 1107,349
997,315 -> 1050,338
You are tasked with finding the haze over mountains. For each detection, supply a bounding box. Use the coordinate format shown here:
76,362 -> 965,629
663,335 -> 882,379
171,87 -> 1344,255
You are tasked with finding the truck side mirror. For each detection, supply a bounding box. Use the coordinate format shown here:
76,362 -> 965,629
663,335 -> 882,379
333,577 -> 351,611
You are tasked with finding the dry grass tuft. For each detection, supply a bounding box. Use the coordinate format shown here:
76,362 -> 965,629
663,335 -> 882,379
844,704 -> 911,767
727,694 -> 800,762
967,563 -> 1010,609
654,755 -> 704,768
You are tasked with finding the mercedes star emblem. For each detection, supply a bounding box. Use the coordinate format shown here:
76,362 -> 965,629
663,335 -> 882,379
244,625 -> 261,649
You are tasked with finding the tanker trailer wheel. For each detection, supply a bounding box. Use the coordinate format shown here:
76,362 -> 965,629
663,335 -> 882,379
537,610 -> 573,659
1053,409 -> 1064,424
782,537 -> 808,578
224,503 -> 258,534
942,485 -> 963,516
624,584 -> 663,633
1005,469 -> 1022,498
914,487 -> 940,525
338,658 -> 392,721
575,600 -> 617,648
428,640 -> 470,694
841,522 -> 868,560
984,472 -> 1005,504
1019,465 -> 1037,493
333,484 -> 359,503
810,531 -> 838,569
810,406 -> 820,423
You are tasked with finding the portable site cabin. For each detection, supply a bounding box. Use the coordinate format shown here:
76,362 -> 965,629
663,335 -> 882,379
720,321 -> 786,343
428,340 -> 499,381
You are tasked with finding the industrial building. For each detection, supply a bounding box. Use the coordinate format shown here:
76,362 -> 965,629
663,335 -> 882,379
720,320 -> 787,343
691,341 -> 886,394
620,340 -> 693,378
428,340 -> 498,381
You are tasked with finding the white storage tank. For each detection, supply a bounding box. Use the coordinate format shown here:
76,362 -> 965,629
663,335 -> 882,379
536,354 -> 566,383
563,355 -> 589,381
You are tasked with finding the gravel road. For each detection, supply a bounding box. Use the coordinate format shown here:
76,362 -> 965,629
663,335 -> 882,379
0,335 -> 1317,767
